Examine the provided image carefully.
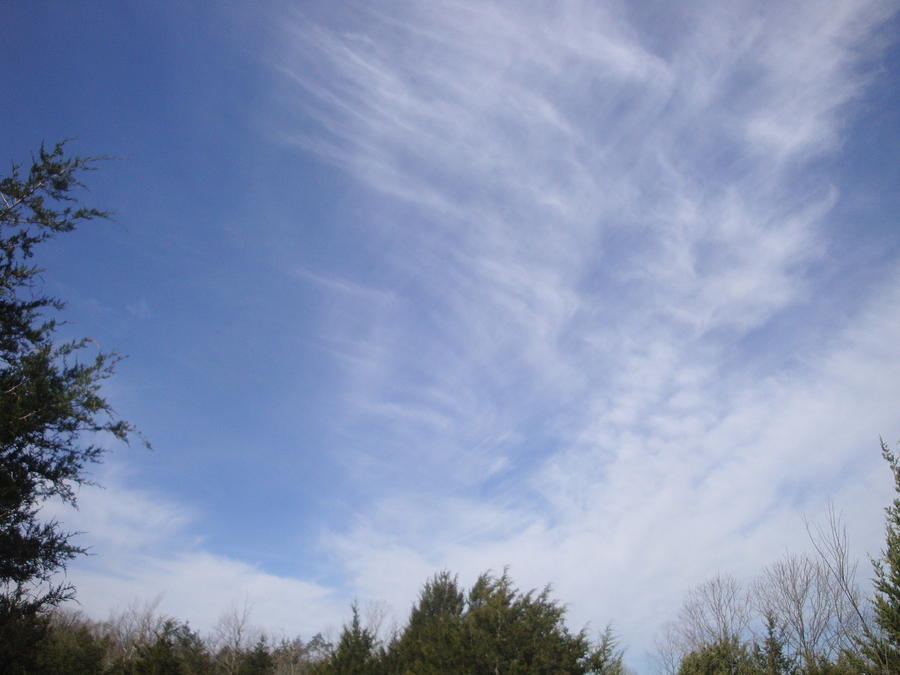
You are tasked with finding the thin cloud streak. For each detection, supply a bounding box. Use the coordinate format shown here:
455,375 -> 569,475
265,0 -> 898,665
273,0 -> 894,461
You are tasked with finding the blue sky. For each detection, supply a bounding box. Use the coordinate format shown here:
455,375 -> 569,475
4,0 -> 900,668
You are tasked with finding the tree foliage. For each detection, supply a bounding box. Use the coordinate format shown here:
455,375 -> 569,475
860,439 -> 900,673
0,142 -> 142,669
325,569 -> 624,675
677,636 -> 757,675
389,569 -> 466,672
458,570 -> 599,674
321,604 -> 382,675
751,612 -> 797,675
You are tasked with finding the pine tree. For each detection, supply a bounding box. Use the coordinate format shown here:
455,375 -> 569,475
461,570 -> 593,673
677,635 -> 757,675
862,440 -> 900,673
587,625 -> 626,675
238,636 -> 274,675
0,142 -> 142,670
392,570 -> 466,673
386,569 -> 618,673
752,612 -> 796,675
320,604 -> 382,675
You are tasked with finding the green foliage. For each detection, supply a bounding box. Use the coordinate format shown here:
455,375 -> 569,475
34,614 -> 108,675
0,141 -> 142,670
752,612 -> 796,675
105,619 -> 213,675
317,569 -> 622,674
391,570 -> 466,673
677,636 -> 757,675
127,621 -> 184,675
389,569 -> 623,674
177,627 -> 216,674
238,636 -> 274,675
460,570 -> 592,673
586,625 -> 626,675
861,439 -> 900,673
320,604 -> 382,675
0,597 -> 50,674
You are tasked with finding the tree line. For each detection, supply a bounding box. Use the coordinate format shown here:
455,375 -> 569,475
1,144 -> 899,673
13,570 -> 624,674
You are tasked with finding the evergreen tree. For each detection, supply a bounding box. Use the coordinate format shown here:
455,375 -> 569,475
105,619 -> 212,675
387,569 -> 621,674
752,612 -> 796,675
587,625 -> 626,675
461,570 -> 593,673
33,613 -> 108,675
169,621 -> 214,674
0,603 -> 50,674
320,604 -> 382,675
125,620 -> 184,675
861,440 -> 900,673
238,636 -> 274,675
0,142 -> 142,671
392,570 -> 466,673
677,635 -> 757,675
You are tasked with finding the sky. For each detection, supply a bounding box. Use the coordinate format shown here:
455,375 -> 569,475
3,0 -> 900,670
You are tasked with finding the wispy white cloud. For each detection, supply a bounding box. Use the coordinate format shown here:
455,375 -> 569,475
317,268 -> 900,658
265,0 -> 900,664
272,2 -> 895,442
41,0 -> 890,668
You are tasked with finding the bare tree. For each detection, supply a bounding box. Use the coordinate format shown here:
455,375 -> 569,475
653,622 -> 685,675
806,505 -> 884,666
101,596 -> 168,664
270,633 -> 333,675
677,574 -> 752,648
271,636 -> 308,675
654,573 -> 752,674
362,599 -> 388,639
363,598 -> 403,644
212,598 -> 259,674
753,551 -> 859,667
46,607 -> 95,634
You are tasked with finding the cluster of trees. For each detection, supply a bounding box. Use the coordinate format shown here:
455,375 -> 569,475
0,143 -> 625,674
2,143 -> 900,673
656,442 -> 900,675
18,572 -> 624,674
324,570 -> 624,674
6,601 -> 327,674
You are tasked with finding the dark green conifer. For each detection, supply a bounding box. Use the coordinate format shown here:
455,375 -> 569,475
238,636 -> 274,675
678,636 -> 757,675
392,570 -> 466,673
320,604 -> 382,675
861,440 -> 900,673
0,141 -> 142,673
752,612 -> 796,675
